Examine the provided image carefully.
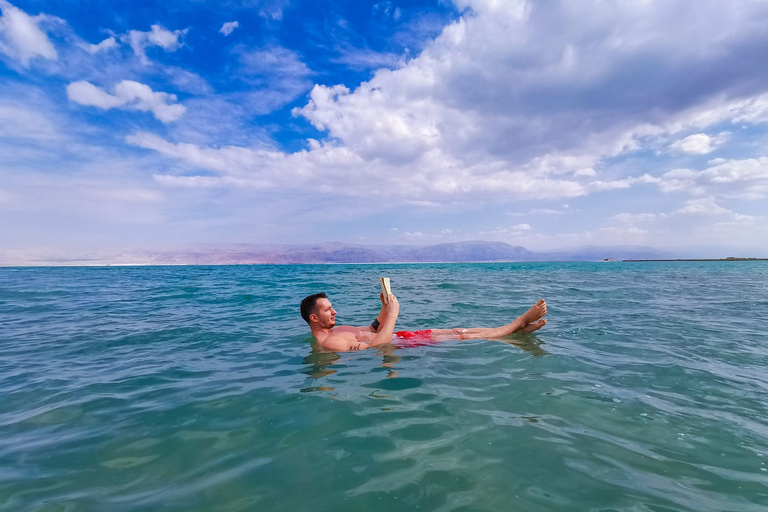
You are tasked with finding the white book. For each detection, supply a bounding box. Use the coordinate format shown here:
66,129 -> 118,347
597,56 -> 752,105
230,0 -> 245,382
380,277 -> 392,301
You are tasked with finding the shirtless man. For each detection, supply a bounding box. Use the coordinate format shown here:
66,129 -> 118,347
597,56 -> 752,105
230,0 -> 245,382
300,292 -> 547,352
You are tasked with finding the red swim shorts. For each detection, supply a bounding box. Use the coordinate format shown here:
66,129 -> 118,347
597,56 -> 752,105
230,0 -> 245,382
394,330 -> 437,347
395,329 -> 433,339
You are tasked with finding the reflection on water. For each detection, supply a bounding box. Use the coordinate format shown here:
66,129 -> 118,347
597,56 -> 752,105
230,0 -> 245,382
500,334 -> 550,357
300,348 -> 340,392
301,332 -> 549,393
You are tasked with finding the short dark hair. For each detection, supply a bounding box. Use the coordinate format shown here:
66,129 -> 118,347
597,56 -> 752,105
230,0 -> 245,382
300,293 -> 327,324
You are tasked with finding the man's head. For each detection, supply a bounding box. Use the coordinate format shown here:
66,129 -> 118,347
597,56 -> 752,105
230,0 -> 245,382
300,292 -> 336,328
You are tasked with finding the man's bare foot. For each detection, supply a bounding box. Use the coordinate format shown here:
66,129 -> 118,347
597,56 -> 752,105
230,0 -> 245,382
519,299 -> 547,325
519,318 -> 547,333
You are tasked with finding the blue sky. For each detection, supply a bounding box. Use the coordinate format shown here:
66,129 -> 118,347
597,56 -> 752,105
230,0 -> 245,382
2,0 -> 768,256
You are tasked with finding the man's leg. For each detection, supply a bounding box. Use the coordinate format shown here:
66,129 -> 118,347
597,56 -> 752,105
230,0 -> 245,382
519,319 -> 547,333
429,300 -> 547,340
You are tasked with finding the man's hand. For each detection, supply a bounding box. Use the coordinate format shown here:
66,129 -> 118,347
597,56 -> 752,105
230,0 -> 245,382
387,294 -> 399,315
381,292 -> 399,310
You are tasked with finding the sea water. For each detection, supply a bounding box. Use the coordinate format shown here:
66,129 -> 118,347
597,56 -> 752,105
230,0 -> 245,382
1,262 -> 767,511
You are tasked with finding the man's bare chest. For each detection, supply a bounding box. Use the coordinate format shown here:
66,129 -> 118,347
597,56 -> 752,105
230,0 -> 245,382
332,326 -> 375,342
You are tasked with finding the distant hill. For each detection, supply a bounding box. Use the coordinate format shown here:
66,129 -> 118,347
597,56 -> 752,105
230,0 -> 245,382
0,241 -> 676,266
402,241 -> 540,262
539,245 -> 669,262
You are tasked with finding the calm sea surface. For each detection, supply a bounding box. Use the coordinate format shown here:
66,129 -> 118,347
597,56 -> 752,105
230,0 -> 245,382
1,262 -> 767,512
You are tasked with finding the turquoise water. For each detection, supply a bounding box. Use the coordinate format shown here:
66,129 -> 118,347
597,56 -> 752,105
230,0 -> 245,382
1,262 -> 767,511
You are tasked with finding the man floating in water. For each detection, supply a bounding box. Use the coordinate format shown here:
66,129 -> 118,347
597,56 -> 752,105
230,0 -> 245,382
300,291 -> 547,352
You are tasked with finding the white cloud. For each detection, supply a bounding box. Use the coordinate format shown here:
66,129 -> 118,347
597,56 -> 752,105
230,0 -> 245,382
258,1 -> 287,21
239,45 -> 312,78
528,209 -> 565,215
120,24 -> 186,64
80,36 -> 117,55
610,200 -> 735,224
670,133 -> 714,154
674,198 -> 730,216
670,132 -> 730,154
121,1 -> 768,212
284,1 -> 768,198
598,198 -> 767,251
610,213 -> 658,225
655,158 -> 768,199
220,21 -> 239,36
233,45 -> 314,115
731,96 -> 768,124
480,223 -> 534,236
67,80 -> 186,123
330,47 -> 403,70
130,132 -> 606,199
127,131 -> 280,179
374,2 -> 402,22
0,0 -> 58,66
260,11 -> 283,21
164,68 -> 212,95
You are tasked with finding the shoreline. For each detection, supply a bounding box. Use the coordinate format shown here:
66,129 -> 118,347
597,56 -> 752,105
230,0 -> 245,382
623,257 -> 768,262
2,258 -> 768,268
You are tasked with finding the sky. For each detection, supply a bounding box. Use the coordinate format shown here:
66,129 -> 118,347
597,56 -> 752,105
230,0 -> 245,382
1,0 -> 768,256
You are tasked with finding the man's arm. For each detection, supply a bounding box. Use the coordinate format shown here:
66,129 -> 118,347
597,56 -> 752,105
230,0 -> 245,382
368,294 -> 399,345
356,292 -> 388,332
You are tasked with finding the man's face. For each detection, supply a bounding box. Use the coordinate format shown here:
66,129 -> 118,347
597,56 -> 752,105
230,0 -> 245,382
312,298 -> 337,328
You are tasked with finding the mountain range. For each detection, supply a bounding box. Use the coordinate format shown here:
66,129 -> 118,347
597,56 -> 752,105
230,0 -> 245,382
0,241 -> 677,266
